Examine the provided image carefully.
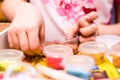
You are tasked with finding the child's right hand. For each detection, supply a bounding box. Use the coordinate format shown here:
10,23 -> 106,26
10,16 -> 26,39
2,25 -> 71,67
8,4 -> 45,55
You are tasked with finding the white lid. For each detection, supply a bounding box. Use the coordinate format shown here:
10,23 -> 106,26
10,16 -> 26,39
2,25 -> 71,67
95,34 -> 120,48
0,49 -> 25,61
43,44 -> 73,57
78,41 -> 107,53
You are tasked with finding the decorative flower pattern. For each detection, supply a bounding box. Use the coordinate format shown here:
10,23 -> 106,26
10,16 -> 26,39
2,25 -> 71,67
42,0 -> 96,22
56,0 -> 83,22
56,0 -> 96,22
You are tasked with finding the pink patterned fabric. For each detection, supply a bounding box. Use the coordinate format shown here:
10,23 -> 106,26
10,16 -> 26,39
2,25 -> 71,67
30,0 -> 114,41
56,0 -> 84,22
31,0 -> 114,24
42,0 -> 96,22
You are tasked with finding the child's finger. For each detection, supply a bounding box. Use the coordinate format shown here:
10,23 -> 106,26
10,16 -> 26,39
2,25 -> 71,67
8,30 -> 14,48
85,11 -> 98,22
40,23 -> 45,47
78,11 -> 98,27
79,35 -> 96,43
66,25 -> 79,39
77,16 -> 90,28
80,23 -> 97,36
66,12 -> 98,40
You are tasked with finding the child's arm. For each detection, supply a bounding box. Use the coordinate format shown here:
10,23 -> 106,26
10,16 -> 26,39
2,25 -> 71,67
1,0 -> 45,55
98,1 -> 120,36
1,0 -> 29,21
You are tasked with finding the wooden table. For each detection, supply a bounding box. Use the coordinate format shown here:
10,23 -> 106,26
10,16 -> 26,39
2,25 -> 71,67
0,22 -> 10,32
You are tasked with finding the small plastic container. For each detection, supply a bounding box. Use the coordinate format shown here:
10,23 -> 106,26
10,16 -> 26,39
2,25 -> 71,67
43,44 -> 73,70
108,42 -> 120,67
62,55 -> 95,79
0,49 -> 25,61
0,49 -> 25,71
95,34 -> 120,48
62,35 -> 79,53
78,41 -> 107,65
46,35 -> 79,53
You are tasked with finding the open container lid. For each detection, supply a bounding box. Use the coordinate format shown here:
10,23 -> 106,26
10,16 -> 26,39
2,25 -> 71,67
95,34 -> 120,48
0,49 -> 25,61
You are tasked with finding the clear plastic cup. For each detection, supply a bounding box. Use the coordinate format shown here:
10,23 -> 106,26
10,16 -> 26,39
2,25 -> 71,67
43,44 -> 73,70
61,35 -> 79,53
95,34 -> 120,48
109,42 -> 120,67
45,35 -> 79,53
0,49 -> 25,61
78,41 -> 107,65
62,55 -> 95,79
0,49 -> 25,71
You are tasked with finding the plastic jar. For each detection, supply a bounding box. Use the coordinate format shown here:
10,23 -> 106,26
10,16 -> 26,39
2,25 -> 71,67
0,49 -> 25,71
78,41 -> 107,65
0,49 -> 25,61
95,34 -> 120,48
109,42 -> 120,68
62,55 -> 95,79
43,44 -> 73,70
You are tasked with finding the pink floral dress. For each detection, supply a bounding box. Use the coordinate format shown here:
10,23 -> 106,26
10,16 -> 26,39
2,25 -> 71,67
30,0 -> 115,42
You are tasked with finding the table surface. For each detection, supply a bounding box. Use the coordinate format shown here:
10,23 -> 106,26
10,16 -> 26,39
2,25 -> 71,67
0,22 -> 120,79
0,22 -> 10,32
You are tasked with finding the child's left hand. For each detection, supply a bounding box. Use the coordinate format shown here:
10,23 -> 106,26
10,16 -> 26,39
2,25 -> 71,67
66,11 -> 98,43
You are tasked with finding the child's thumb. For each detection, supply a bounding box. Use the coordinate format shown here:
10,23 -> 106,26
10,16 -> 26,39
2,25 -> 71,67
65,25 -> 79,40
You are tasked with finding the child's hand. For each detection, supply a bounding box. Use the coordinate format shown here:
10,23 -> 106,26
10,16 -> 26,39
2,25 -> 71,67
66,11 -> 98,43
8,5 -> 45,55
